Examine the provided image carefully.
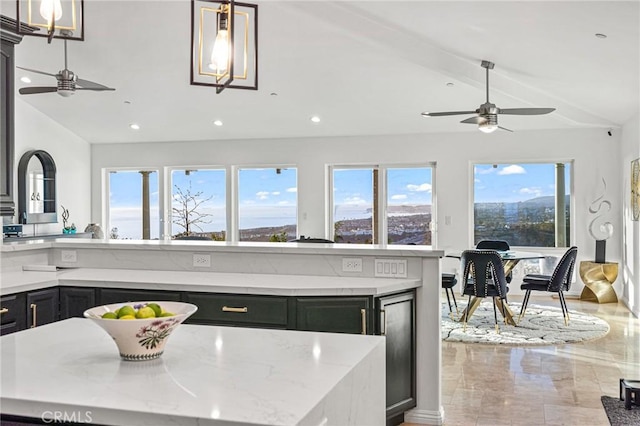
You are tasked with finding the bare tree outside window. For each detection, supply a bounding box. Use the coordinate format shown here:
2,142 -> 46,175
172,183 -> 214,237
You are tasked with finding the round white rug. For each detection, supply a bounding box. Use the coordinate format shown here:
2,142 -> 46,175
442,300 -> 610,346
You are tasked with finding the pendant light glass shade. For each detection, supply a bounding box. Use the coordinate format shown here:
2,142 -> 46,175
16,0 -> 84,42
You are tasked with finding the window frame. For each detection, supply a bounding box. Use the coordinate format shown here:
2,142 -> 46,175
470,160 -> 575,250
327,162 -> 436,246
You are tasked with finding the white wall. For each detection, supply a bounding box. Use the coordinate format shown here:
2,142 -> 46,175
91,127 -> 625,297
621,114 -> 640,317
11,99 -> 91,236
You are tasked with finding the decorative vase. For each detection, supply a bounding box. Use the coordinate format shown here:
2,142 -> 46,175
84,223 -> 105,239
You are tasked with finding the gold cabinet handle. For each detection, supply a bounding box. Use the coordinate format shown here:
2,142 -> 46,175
381,309 -> 387,336
222,306 -> 248,313
30,303 -> 37,328
360,308 -> 367,335
0,308 -> 8,315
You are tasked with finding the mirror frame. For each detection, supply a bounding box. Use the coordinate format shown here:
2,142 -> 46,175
17,150 -> 57,224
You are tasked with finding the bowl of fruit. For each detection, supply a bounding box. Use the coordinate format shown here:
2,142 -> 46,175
84,301 -> 198,361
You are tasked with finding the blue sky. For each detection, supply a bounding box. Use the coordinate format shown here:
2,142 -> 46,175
474,163 -> 571,203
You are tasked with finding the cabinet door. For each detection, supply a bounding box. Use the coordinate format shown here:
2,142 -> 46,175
26,288 -> 60,328
0,293 -> 27,335
0,39 -> 16,216
98,288 -> 182,305
296,297 -> 372,334
59,287 -> 97,319
377,291 -> 416,424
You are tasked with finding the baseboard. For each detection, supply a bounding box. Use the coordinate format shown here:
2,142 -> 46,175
403,407 -> 444,425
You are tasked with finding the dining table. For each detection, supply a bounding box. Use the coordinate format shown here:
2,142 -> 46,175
445,250 -> 546,326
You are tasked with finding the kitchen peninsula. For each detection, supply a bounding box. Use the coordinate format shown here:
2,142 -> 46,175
1,239 -> 445,425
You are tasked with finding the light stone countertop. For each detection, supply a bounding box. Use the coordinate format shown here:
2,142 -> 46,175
0,318 -> 386,425
1,268 -> 421,296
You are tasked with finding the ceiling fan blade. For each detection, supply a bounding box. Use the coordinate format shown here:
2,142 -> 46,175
421,110 -> 477,117
76,78 -> 113,90
498,107 -> 556,115
16,66 -> 57,78
460,116 -> 486,124
76,87 -> 116,92
498,126 -> 514,132
19,86 -> 58,95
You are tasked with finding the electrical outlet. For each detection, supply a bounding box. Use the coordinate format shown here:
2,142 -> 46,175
374,258 -> 408,278
61,250 -> 77,263
342,257 -> 363,272
193,253 -> 211,267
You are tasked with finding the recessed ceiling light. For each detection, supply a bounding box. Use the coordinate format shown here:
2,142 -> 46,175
20,76 -> 31,83
213,120 -> 223,126
270,92 -> 278,96
310,116 -> 321,123
129,123 -> 140,130
124,100 -> 132,105
446,82 -> 454,87
595,33 -> 607,39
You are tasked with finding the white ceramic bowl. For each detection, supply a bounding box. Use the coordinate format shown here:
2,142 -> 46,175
84,301 -> 198,361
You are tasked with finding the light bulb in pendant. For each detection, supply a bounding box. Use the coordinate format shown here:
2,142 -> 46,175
478,122 -> 498,133
40,0 -> 63,23
209,29 -> 229,73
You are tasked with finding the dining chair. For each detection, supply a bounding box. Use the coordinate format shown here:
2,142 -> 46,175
460,249 -> 509,333
518,246 -> 578,326
476,240 -> 512,283
442,273 -> 458,319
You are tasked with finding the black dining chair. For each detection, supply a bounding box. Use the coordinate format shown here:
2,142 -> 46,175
442,273 -> 458,319
518,246 -> 578,326
476,240 -> 512,283
460,249 -> 509,333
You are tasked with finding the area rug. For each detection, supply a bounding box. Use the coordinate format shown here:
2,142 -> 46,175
601,396 -> 640,426
441,300 -> 609,346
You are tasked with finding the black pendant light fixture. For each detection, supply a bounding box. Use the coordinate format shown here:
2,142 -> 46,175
190,0 -> 258,94
15,0 -> 84,43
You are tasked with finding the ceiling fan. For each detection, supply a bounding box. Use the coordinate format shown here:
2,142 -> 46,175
421,60 -> 555,133
17,31 -> 115,97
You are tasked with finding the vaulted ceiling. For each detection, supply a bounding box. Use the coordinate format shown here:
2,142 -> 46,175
5,0 -> 639,143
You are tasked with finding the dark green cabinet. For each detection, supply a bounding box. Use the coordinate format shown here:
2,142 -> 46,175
296,296 -> 373,334
59,287 -> 96,319
377,291 -> 416,425
97,288 -> 182,305
26,287 -> 59,328
184,293 -> 290,328
0,293 -> 27,335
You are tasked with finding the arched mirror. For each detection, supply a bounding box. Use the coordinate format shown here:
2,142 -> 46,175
17,150 -> 57,224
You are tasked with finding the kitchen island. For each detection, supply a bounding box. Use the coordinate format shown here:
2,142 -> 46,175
0,318 -> 385,425
1,240 -> 444,425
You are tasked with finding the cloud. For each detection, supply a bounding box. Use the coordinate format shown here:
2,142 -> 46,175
271,191 -> 280,196
342,196 -> 368,205
286,187 -> 297,193
391,194 -> 407,200
498,165 -> 526,175
256,191 -> 269,200
474,178 -> 481,183
407,183 -> 432,192
519,187 -> 542,197
475,167 -> 496,175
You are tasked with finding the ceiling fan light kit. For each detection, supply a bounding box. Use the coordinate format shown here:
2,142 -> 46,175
15,0 -> 84,43
421,60 -> 556,133
190,0 -> 258,94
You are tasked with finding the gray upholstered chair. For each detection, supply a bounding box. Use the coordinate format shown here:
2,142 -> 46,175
460,249 -> 509,333
476,240 -> 512,283
518,246 -> 578,325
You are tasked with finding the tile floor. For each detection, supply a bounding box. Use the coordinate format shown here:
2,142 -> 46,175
410,295 -> 640,426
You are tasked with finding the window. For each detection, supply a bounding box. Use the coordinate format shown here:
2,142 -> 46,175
170,169 -> 226,240
331,165 -> 433,245
108,170 -> 160,240
473,162 -> 572,247
237,167 -> 297,242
